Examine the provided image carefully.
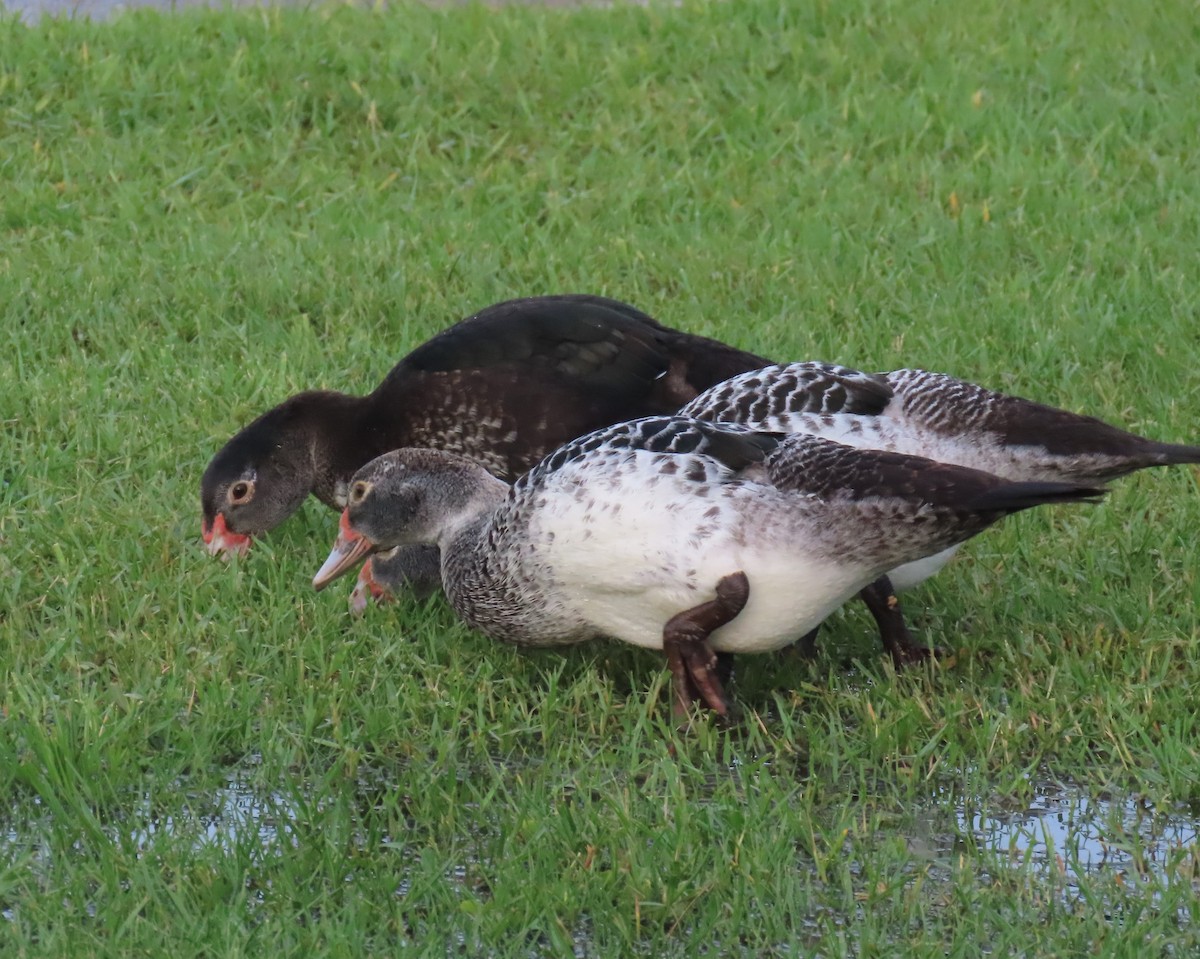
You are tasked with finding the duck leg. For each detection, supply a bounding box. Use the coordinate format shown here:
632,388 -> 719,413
859,575 -> 944,668
663,572 -> 750,717
789,625 -> 821,659
781,579 -> 935,666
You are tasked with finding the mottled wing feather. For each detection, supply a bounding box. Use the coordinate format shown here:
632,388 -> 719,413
765,433 -> 987,503
885,368 -> 1200,478
518,416 -> 781,493
891,370 -> 1146,457
682,362 -> 893,424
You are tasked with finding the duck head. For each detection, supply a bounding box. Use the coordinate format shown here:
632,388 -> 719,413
201,439 -> 313,558
312,448 -> 507,591
348,545 -> 443,614
200,393 -> 339,558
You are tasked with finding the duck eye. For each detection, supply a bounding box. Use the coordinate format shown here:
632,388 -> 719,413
229,480 -> 254,504
350,481 -> 369,504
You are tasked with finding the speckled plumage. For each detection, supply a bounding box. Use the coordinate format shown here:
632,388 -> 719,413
683,363 -> 1200,484
314,418 -> 1101,707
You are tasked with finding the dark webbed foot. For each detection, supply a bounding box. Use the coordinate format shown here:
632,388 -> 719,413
859,576 -> 946,668
662,572 -> 751,717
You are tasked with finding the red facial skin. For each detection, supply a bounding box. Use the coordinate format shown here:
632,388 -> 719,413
202,513 -> 252,558
349,558 -> 394,616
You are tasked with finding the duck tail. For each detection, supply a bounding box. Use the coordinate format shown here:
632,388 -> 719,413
1145,440 -> 1200,468
968,481 -> 1107,515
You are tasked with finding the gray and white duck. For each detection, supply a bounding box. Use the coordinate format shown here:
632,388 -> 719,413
201,294 -> 768,604
311,416 -> 1102,717
680,362 -> 1200,662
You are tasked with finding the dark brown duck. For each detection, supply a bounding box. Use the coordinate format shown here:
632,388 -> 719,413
201,294 -> 770,556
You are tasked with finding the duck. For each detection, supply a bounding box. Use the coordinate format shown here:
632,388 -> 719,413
680,362 -> 1200,662
347,545 -> 442,616
200,294 -> 770,597
310,417 -> 1103,717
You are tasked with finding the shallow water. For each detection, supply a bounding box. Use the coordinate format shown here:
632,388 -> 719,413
131,776 -> 305,852
4,762 -> 1199,949
965,780 -> 1199,878
7,765 -> 1199,883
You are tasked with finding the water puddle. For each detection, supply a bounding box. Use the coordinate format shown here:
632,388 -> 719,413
957,778 -> 1200,889
3,775 -> 303,867
7,765 -> 1200,880
131,777 -> 304,853
5,760 -> 1200,937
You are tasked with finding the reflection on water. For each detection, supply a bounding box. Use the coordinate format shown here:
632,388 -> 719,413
132,777 -> 304,853
959,779 -> 1200,888
1,775 -> 303,865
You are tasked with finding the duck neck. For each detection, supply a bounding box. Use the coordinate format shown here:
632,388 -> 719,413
435,474 -> 511,585
293,391 -> 375,508
437,475 -> 510,552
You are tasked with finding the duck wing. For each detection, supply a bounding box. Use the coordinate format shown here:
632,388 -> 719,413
888,369 -> 1200,481
387,295 -> 767,403
367,297 -> 770,479
682,362 -> 893,426
522,416 -> 783,488
765,432 -> 1105,514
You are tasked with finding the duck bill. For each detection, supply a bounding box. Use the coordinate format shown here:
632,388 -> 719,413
313,512 -> 374,591
202,513 -> 252,559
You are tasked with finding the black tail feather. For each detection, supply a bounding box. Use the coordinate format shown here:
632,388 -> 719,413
968,481 -> 1107,515
1149,440 -> 1200,468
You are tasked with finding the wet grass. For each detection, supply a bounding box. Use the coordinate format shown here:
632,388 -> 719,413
2,0 -> 1200,954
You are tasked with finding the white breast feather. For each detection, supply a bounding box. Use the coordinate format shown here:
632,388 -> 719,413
524,450 -> 882,654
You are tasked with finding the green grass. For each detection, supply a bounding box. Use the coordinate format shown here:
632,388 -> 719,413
2,0 -> 1200,954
